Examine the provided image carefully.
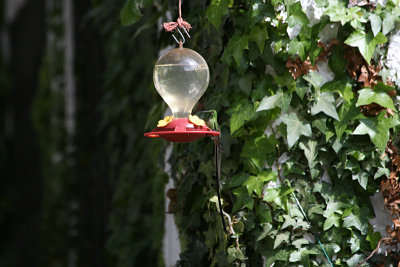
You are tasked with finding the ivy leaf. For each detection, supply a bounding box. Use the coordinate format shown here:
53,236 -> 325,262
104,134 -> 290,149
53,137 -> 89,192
303,71 -> 323,91
243,171 -> 275,196
353,113 -> 400,152
288,2 -> 310,27
289,248 -> 319,264
325,1 -> 353,25
343,207 -> 369,235
323,214 -> 340,230
281,113 -> 312,149
225,34 -> 249,67
232,187 -> 254,212
289,251 -> 301,262
230,101 -> 254,134
367,226 -> 381,249
334,100 -> 363,139
349,232 -> 363,253
263,187 -> 293,204
321,228 -> 343,244
288,39 -> 306,60
321,79 -> 354,103
262,249 -> 291,266
345,31 -> 387,65
328,46 -> 347,77
323,199 -> 347,217
374,167 -> 390,179
283,159 -> 305,176
311,92 -> 339,121
352,171 -> 369,189
299,140 -> 318,168
281,215 -> 297,229
274,231 -> 290,249
324,243 -> 341,258
307,204 -> 324,217
229,173 -> 249,188
356,88 -> 396,111
256,89 -> 291,113
292,238 -> 309,249
369,14 -> 382,37
249,25 -> 268,53
256,224 -> 273,242
210,195 -> 223,211
199,161 -> 214,180
346,254 -> 365,267
295,84 -> 308,99
241,135 -> 277,171
382,13 -> 396,35
256,206 -> 272,223
312,118 -> 328,134
374,82 -> 394,92
238,73 -> 254,96
120,0 -> 142,26
274,71 -> 296,90
227,247 -> 246,263
206,0 -> 229,29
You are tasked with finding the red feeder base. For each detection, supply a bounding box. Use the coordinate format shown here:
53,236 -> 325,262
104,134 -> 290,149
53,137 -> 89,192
144,118 -> 220,143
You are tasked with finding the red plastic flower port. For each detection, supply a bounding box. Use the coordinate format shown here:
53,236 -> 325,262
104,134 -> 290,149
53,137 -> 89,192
144,118 -> 220,143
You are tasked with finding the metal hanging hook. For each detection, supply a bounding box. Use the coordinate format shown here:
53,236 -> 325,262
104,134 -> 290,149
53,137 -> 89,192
171,27 -> 190,46
181,27 -> 190,39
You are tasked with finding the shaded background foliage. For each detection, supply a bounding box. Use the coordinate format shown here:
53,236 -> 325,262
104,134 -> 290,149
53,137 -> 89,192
1,0 -> 400,266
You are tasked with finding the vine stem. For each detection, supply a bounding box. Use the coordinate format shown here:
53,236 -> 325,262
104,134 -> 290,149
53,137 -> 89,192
355,237 -> 392,267
211,132 -> 240,250
221,210 -> 240,250
213,136 -> 240,250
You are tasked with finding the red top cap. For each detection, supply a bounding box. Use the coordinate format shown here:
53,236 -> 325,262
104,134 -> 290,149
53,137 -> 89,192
144,118 -> 220,143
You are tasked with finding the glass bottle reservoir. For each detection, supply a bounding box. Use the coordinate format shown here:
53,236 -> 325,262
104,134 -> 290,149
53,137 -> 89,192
153,48 -> 210,118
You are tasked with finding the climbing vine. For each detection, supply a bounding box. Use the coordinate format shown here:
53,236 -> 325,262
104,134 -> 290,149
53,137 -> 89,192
117,0 -> 400,266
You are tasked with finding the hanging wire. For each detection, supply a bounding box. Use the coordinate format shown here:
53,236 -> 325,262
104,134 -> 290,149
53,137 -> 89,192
291,191 -> 334,267
215,141 -> 229,234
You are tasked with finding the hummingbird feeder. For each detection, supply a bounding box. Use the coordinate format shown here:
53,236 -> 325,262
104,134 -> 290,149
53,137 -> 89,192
144,4 -> 220,143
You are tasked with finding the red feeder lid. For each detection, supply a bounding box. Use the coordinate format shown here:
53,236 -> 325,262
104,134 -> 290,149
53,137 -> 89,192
144,118 -> 220,143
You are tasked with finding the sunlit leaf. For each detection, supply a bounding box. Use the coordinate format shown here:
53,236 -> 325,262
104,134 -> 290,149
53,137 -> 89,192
311,92 -> 339,121
345,31 -> 387,65
281,113 -> 312,149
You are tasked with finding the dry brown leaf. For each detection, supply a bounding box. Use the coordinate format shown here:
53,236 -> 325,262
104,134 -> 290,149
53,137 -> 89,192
392,156 -> 400,169
344,46 -> 365,78
359,103 -> 385,117
381,180 -> 392,191
286,58 -> 318,79
387,78 -> 395,87
166,188 -> 177,199
167,188 -> 178,213
329,39 -> 339,47
348,0 -> 373,7
388,90 -> 396,97
285,41 -> 330,79
393,218 -> 400,229
358,65 -> 370,87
